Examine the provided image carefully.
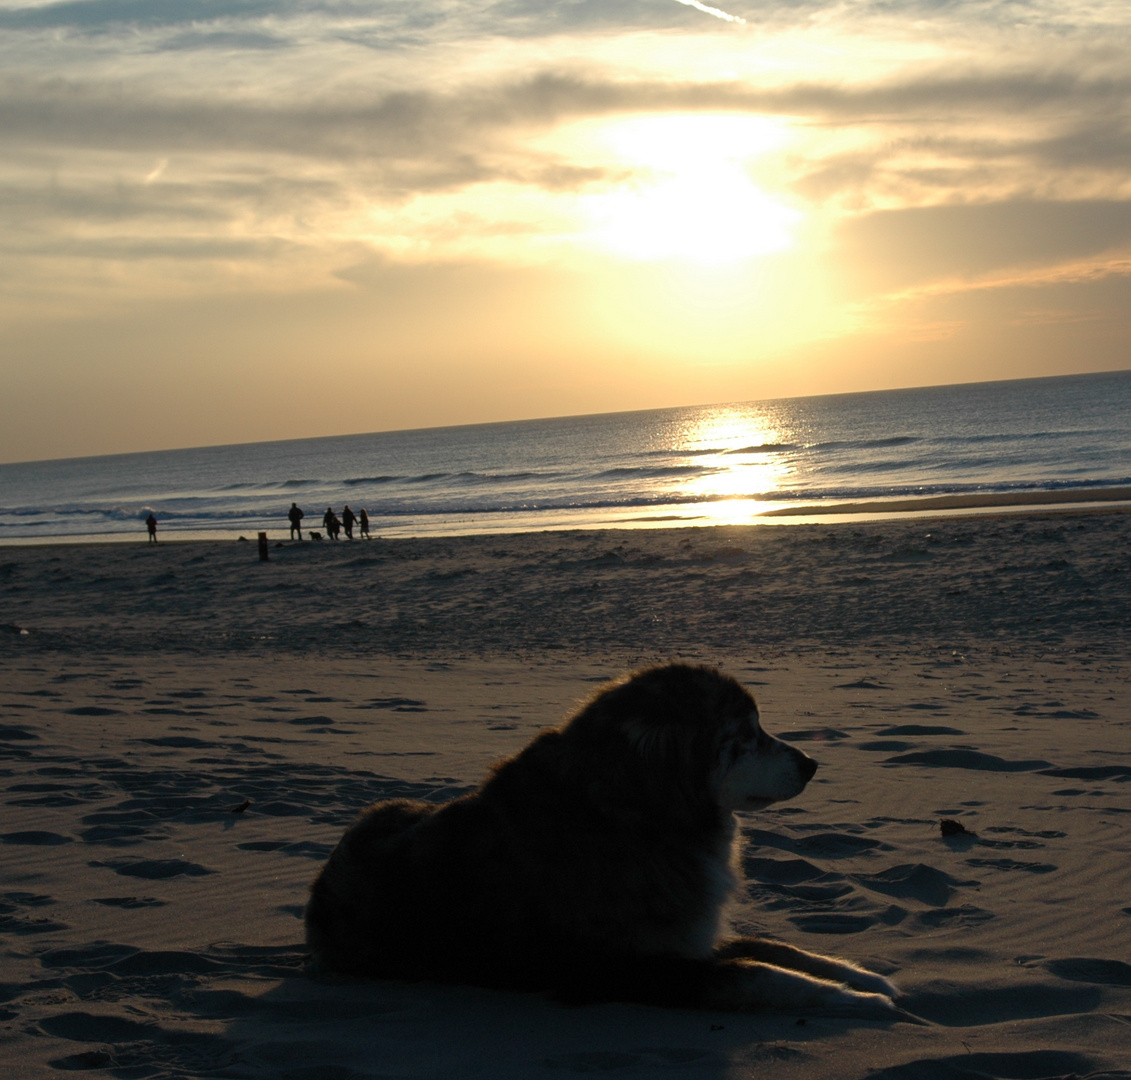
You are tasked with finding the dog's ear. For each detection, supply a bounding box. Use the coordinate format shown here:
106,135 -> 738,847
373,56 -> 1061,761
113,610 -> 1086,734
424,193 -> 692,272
619,716 -> 676,763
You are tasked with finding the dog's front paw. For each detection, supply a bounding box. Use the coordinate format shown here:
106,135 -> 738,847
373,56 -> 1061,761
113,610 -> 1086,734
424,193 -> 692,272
843,968 -> 899,1000
826,985 -> 926,1025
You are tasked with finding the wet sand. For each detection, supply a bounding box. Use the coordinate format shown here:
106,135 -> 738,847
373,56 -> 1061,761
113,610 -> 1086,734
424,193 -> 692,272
2,509 -> 1130,1078
759,485 -> 1131,517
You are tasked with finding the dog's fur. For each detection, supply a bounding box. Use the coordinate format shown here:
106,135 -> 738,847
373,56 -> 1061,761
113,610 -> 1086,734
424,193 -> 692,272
305,664 -> 906,1017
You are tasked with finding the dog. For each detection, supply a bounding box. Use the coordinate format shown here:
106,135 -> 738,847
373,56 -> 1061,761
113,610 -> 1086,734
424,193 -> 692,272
305,664 -> 908,1018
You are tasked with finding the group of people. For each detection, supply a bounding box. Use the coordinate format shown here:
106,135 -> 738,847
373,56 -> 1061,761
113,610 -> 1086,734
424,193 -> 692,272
141,505 -> 373,543
288,502 -> 370,541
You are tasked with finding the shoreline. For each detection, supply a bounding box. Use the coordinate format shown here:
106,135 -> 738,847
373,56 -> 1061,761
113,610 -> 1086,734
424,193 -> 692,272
2,484 -> 1130,548
758,485 -> 1131,518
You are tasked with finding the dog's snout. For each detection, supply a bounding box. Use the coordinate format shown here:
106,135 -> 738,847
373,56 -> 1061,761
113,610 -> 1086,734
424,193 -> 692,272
798,752 -> 818,782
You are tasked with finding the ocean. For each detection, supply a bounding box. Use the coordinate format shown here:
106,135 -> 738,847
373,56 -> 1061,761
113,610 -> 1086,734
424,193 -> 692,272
1,370 -> 1129,544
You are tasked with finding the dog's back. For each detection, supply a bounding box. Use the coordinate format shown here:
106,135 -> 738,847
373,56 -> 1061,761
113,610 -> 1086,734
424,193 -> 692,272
305,798 -> 437,974
306,708 -> 736,987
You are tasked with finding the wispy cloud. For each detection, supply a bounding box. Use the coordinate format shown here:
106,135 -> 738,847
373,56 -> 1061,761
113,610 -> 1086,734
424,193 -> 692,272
670,0 -> 745,24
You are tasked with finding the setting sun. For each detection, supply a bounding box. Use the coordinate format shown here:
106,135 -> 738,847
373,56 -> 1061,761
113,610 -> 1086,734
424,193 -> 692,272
577,114 -> 801,264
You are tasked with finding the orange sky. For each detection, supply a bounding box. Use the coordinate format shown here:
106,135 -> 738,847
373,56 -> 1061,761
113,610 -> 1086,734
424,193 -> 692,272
2,0 -> 1131,462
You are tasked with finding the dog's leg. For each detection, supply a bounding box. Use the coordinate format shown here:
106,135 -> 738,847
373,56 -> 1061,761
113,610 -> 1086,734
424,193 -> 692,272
710,960 -> 919,1021
554,952 -> 916,1021
714,938 -> 899,1000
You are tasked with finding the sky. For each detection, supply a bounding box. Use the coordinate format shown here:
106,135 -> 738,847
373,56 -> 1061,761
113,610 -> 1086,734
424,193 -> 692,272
2,0 -> 1131,463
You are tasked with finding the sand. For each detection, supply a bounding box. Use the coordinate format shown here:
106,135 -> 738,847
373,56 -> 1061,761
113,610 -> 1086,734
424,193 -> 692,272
2,509 -> 1131,1079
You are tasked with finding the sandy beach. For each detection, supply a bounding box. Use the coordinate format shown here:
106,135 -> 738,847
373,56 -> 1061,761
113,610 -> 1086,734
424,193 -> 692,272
2,508 -> 1131,1078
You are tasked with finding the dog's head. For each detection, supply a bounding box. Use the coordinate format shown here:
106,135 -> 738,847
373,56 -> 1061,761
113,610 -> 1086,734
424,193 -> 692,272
567,664 -> 817,814
710,699 -> 818,812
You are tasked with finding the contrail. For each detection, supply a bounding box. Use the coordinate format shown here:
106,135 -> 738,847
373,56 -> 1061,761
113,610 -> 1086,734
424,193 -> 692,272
671,0 -> 746,23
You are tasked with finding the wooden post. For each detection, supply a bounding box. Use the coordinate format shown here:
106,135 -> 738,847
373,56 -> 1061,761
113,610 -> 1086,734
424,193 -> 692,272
258,532 -> 269,561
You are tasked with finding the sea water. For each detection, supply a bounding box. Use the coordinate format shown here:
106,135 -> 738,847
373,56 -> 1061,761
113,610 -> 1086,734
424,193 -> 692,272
1,370 -> 1129,543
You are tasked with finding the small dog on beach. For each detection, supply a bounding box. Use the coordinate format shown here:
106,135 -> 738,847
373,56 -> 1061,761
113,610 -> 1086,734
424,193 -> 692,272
305,664 -> 905,1017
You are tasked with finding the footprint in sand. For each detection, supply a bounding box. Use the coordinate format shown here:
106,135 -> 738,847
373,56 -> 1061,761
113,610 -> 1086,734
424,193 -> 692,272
138,735 -> 219,748
1039,765 -> 1131,780
0,830 -> 72,845
866,1049 -> 1098,1078
0,891 -> 67,934
743,828 -> 892,858
966,857 -> 1056,874
851,863 -> 979,907
89,897 -> 167,909
236,840 -> 332,859
1042,957 -> 1131,986
884,749 -> 1052,772
914,906 -> 995,928
744,855 -> 838,887
352,697 -> 428,711
789,912 -> 879,934
88,858 -> 214,879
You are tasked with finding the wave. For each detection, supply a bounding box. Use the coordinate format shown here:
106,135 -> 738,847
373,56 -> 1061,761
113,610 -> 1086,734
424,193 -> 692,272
450,471 -> 556,485
724,443 -> 800,455
405,472 -> 452,484
2,474 -> 1130,525
596,465 -> 718,479
346,471 -> 555,487
932,429 -> 1105,446
812,436 -> 921,451
642,447 -> 720,458
0,504 -> 280,524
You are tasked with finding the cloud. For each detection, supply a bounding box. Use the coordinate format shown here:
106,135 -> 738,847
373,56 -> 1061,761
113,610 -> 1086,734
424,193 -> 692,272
0,0 -> 286,31
4,67 -> 1130,153
835,200 -> 1131,296
0,0 -> 713,43
670,0 -> 745,24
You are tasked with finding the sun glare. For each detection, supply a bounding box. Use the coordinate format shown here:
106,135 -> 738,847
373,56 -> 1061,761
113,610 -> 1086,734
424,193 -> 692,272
676,406 -> 794,519
580,114 -> 800,265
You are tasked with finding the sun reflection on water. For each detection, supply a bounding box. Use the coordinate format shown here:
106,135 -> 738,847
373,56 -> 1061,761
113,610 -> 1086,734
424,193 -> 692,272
674,405 -> 794,524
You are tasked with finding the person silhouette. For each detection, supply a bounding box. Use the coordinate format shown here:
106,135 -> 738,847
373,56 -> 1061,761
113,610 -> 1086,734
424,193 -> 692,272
341,505 -> 356,540
288,502 -> 305,540
323,507 -> 341,540
145,513 -> 158,543
358,508 -> 370,539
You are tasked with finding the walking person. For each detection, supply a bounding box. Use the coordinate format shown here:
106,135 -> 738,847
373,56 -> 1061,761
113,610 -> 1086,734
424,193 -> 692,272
358,508 -> 370,539
341,505 -> 357,540
288,502 -> 305,540
323,507 -> 341,540
145,513 -> 158,543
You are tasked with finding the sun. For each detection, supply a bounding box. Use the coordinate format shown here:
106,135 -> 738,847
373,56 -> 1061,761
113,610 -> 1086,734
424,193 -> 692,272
579,114 -> 801,265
